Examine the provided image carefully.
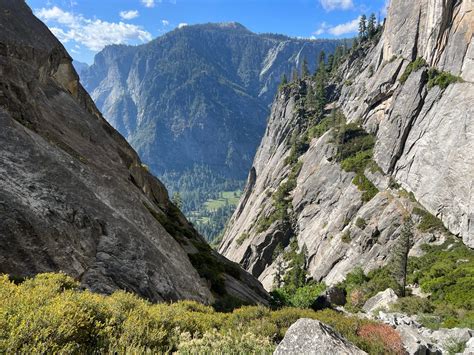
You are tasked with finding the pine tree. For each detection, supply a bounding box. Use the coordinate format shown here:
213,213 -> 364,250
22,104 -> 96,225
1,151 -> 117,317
327,54 -> 335,72
392,218 -> 413,296
359,14 -> 367,41
279,73 -> 288,89
172,192 -> 183,210
301,58 -> 310,78
291,68 -> 299,82
318,50 -> 326,71
368,13 -> 377,39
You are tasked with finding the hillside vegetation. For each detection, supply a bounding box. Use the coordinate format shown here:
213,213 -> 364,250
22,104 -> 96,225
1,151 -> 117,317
0,273 -> 403,354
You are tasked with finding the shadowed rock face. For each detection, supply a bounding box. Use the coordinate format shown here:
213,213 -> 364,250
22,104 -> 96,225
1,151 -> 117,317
81,24 -> 342,179
219,0 -> 473,289
0,0 -> 268,305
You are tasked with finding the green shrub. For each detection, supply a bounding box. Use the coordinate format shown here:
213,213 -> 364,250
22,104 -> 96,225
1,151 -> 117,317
412,207 -> 446,232
236,232 -> 249,246
0,273 -> 403,355
353,174 -> 379,201
399,57 -> 427,83
391,296 -> 434,314
355,217 -> 367,229
271,284 -> 326,309
341,231 -> 351,243
427,68 -> 462,90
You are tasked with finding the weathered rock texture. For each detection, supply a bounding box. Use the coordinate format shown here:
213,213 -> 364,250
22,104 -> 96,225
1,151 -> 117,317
219,0 -> 473,289
274,318 -> 367,355
0,0 -> 268,305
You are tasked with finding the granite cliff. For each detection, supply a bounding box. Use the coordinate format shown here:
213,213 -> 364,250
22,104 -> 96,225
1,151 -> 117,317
0,0 -> 268,305
219,0 -> 473,290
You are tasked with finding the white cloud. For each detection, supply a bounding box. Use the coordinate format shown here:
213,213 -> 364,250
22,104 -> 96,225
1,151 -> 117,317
119,10 -> 139,20
35,6 -> 152,52
319,0 -> 353,11
141,0 -> 155,8
178,23 -> 188,29
328,17 -> 359,35
314,17 -> 360,36
162,19 -> 170,26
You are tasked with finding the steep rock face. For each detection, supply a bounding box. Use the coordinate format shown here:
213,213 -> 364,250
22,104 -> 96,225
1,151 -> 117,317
337,0 -> 474,246
219,0 -> 473,289
0,0 -> 268,305
81,26 -> 341,178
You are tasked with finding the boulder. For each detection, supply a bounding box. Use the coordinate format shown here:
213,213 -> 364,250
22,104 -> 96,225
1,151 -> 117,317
397,325 -> 442,355
312,287 -> 347,311
429,328 -> 473,353
274,318 -> 367,355
362,288 -> 398,314
463,337 -> 474,354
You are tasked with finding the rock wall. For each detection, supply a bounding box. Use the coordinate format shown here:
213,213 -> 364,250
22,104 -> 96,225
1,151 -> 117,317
0,0 -> 268,305
219,0 -> 473,290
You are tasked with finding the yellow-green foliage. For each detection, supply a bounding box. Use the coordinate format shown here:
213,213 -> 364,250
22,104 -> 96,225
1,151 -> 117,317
0,273 -> 399,354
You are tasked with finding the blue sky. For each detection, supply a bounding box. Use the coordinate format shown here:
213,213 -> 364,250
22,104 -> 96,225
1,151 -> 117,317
27,0 -> 389,64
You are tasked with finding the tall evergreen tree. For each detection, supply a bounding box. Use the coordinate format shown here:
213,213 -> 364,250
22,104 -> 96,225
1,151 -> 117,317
301,58 -> 310,77
291,68 -> 299,82
318,50 -> 326,70
368,13 -> 377,38
359,14 -> 367,41
327,54 -> 335,72
392,218 -> 413,296
279,73 -> 288,89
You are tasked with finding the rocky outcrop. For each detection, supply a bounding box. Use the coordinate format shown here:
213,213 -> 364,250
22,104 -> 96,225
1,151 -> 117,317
219,0 -> 473,290
274,318 -> 367,355
373,311 -> 473,355
0,0 -> 268,305
362,288 -> 399,314
336,0 -> 474,247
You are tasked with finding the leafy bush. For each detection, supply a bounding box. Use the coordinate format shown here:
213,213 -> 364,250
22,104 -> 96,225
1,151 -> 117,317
355,217 -> 367,229
427,68 -> 462,90
236,232 -> 249,246
0,273 -> 398,354
177,330 -> 274,354
341,230 -> 351,243
399,57 -> 427,83
357,323 -> 405,354
353,173 -> 379,202
271,284 -> 326,309
412,207 -> 446,233
391,296 -> 434,314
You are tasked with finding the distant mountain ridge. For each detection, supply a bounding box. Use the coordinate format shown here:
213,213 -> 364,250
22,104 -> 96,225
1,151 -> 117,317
81,23 -> 343,178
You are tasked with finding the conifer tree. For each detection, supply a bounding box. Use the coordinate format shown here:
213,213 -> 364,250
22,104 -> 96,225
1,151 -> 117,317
301,58 -> 310,77
291,68 -> 299,82
368,13 -> 377,38
279,73 -> 288,89
359,14 -> 367,41
327,54 -> 335,72
392,218 -> 413,296
318,50 -> 326,70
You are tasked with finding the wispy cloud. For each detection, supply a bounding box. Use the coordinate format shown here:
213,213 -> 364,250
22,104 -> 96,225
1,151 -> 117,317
141,0 -> 155,8
319,0 -> 354,11
162,19 -> 170,26
119,10 -> 139,20
36,6 -> 152,51
314,17 -> 360,36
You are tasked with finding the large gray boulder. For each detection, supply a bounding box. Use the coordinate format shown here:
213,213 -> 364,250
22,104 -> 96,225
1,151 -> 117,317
362,288 -> 399,314
274,318 -> 367,355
